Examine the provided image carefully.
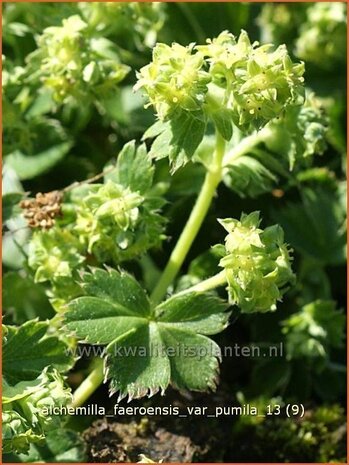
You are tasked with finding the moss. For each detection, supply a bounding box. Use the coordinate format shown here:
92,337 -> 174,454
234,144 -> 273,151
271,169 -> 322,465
228,404 -> 346,462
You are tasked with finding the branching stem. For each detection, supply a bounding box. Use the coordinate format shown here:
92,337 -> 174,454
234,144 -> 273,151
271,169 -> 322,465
175,270 -> 227,297
150,133 -> 226,304
70,127 -> 270,406
151,127 -> 270,304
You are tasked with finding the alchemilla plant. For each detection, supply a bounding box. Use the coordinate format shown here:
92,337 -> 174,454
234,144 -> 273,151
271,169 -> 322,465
2,3 -> 346,462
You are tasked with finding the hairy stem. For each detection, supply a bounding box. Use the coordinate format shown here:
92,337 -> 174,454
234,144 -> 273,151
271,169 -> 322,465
70,358 -> 104,408
150,133 -> 226,304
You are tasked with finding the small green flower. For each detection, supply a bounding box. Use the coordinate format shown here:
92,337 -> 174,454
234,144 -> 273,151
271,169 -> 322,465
31,15 -> 129,103
219,212 -> 295,312
85,181 -> 143,230
28,228 -> 85,283
74,180 -> 165,263
134,42 -> 211,119
136,30 -> 305,132
200,30 -> 305,131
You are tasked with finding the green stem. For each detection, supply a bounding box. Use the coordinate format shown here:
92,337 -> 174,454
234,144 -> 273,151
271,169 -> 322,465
223,126 -> 272,167
151,127 -> 270,305
150,133 -> 226,304
176,270 -> 227,297
70,359 -> 104,408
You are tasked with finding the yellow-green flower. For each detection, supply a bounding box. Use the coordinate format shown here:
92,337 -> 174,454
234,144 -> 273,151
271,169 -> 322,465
134,42 -> 211,119
28,228 -> 85,283
200,30 -> 305,131
219,212 -> 295,312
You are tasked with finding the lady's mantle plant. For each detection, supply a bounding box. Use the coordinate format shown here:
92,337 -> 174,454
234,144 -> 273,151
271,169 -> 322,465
61,30 -> 310,401
4,27 -> 330,451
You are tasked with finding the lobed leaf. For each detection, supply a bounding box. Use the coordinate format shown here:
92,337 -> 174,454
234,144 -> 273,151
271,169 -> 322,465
64,268 -> 230,400
106,140 -> 154,194
3,320 -> 75,385
223,154 -> 277,198
146,110 -> 207,172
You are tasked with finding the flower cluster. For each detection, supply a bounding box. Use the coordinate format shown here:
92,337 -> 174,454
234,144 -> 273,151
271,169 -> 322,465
30,15 -> 129,103
136,30 -> 305,132
26,143 -> 166,306
79,2 -> 166,48
134,42 -> 211,119
199,30 -> 305,131
219,212 -> 295,312
265,92 -> 329,168
2,368 -> 71,454
295,3 -> 347,69
257,4 -> 308,46
28,182 -> 165,283
28,228 -> 85,283
74,181 -> 164,263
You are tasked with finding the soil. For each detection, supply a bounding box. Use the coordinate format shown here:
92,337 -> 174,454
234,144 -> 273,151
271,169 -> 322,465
82,384 -> 233,462
83,418 -> 199,463
82,384 -> 347,463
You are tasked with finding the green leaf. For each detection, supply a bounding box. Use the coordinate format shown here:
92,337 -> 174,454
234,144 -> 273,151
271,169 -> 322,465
106,141 -> 154,194
3,320 -> 74,385
223,154 -> 277,198
159,326 -> 220,391
106,323 -> 171,399
3,271 -> 53,324
282,300 -> 346,360
65,268 -> 230,400
146,110 -> 207,172
142,119 -> 167,141
274,186 -> 346,265
2,192 -> 24,222
156,292 -> 229,335
9,429 -> 87,463
5,141 -> 72,180
211,108 -> 233,141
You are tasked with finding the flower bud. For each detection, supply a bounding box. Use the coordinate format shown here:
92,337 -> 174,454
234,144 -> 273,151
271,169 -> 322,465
219,212 -> 295,312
